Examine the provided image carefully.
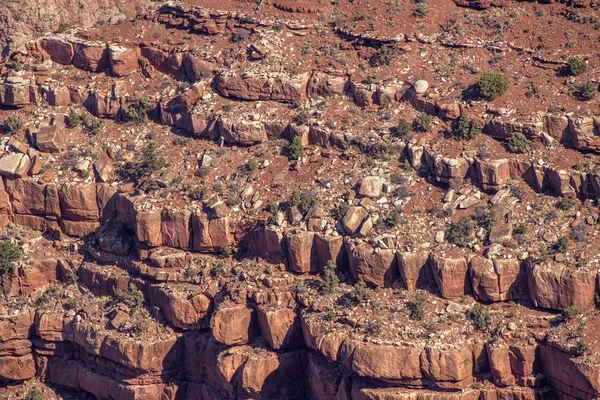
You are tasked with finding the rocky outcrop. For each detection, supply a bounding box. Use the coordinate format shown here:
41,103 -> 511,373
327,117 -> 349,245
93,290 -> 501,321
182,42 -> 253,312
527,261 -> 597,312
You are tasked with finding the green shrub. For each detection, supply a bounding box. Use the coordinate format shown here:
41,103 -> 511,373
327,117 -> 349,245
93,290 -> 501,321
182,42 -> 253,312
300,192 -> 319,213
140,142 -> 166,174
468,303 -> 492,331
477,72 -> 508,101
562,306 -> 579,321
396,118 -> 412,138
506,132 -> 530,154
56,23 -> 71,34
413,2 -> 429,17
548,236 -> 569,254
567,57 -> 587,76
413,113 -> 432,132
452,113 -> 480,140
0,241 -> 20,274
473,206 -> 495,231
286,136 -> 304,160
332,201 -> 350,220
2,116 -> 23,135
384,211 -> 401,228
409,292 -> 426,321
574,339 -> 588,356
351,281 -> 370,304
321,260 -> 339,294
65,109 -> 81,128
446,216 -> 474,247
369,46 -> 395,67
25,387 -> 44,400
126,98 -> 153,123
570,81 -> 597,101
515,223 -> 527,235
557,196 -> 576,211
246,158 -> 259,172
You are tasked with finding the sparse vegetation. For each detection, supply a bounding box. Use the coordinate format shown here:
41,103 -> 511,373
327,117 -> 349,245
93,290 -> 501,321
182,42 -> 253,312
468,303 -> 492,331
322,260 -> 339,294
396,118 -> 412,138
477,72 -> 508,101
574,339 -> 588,356
286,136 -> 304,160
2,116 -> 23,135
0,241 -> 20,275
557,196 -> 576,211
413,113 -> 432,132
566,57 -> 587,76
369,45 -> 395,67
570,81 -> 597,101
140,142 -> 166,174
452,114 -> 480,140
65,109 -> 81,128
126,98 -> 153,123
409,292 -> 426,320
413,2 -> 429,17
25,387 -> 44,400
506,132 -> 530,154
351,281 -> 370,304
332,201 -> 350,220
446,216 -> 475,247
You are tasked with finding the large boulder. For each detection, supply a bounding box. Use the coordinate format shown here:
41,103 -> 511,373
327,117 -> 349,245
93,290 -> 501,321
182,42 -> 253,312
527,261 -> 596,312
397,251 -> 431,291
0,153 -> 30,178
469,256 -> 525,302
430,253 -> 470,299
346,242 -> 398,287
108,45 -> 139,77
210,304 -> 257,345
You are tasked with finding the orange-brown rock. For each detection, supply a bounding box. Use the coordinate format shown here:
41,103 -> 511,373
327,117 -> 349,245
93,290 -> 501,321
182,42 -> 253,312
256,306 -> 302,350
210,303 -> 257,346
430,253 -> 470,299
346,242 -> 398,287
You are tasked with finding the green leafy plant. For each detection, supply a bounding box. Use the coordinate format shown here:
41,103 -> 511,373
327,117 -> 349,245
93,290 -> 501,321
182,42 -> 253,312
566,57 -> 587,76
506,132 -> 530,154
286,136 -> 304,160
246,158 -> 259,172
56,23 -> 71,34
562,306 -> 579,321
468,303 -> 492,331
574,339 -> 588,356
126,98 -> 153,123
332,201 -> 350,220
452,114 -> 480,140
65,109 -> 81,128
25,387 -> 44,400
413,112 -> 432,132
409,292 -> 426,320
557,196 -> 576,211
140,142 -> 166,174
445,216 -> 474,247
0,241 -> 20,275
351,281 -> 370,304
369,45 -> 395,67
515,223 -> 527,235
413,2 -> 429,17
570,81 -> 597,101
2,116 -> 23,135
477,72 -> 508,101
322,260 -> 340,294
396,118 -> 412,138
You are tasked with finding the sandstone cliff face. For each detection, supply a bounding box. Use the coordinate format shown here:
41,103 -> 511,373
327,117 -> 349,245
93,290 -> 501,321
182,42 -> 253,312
0,0 -> 151,57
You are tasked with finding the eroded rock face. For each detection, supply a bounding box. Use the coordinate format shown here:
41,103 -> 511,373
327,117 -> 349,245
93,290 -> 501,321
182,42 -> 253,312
527,261 -> 596,312
211,303 -> 257,345
469,256 -> 525,302
346,242 -> 398,287
430,253 -> 470,299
